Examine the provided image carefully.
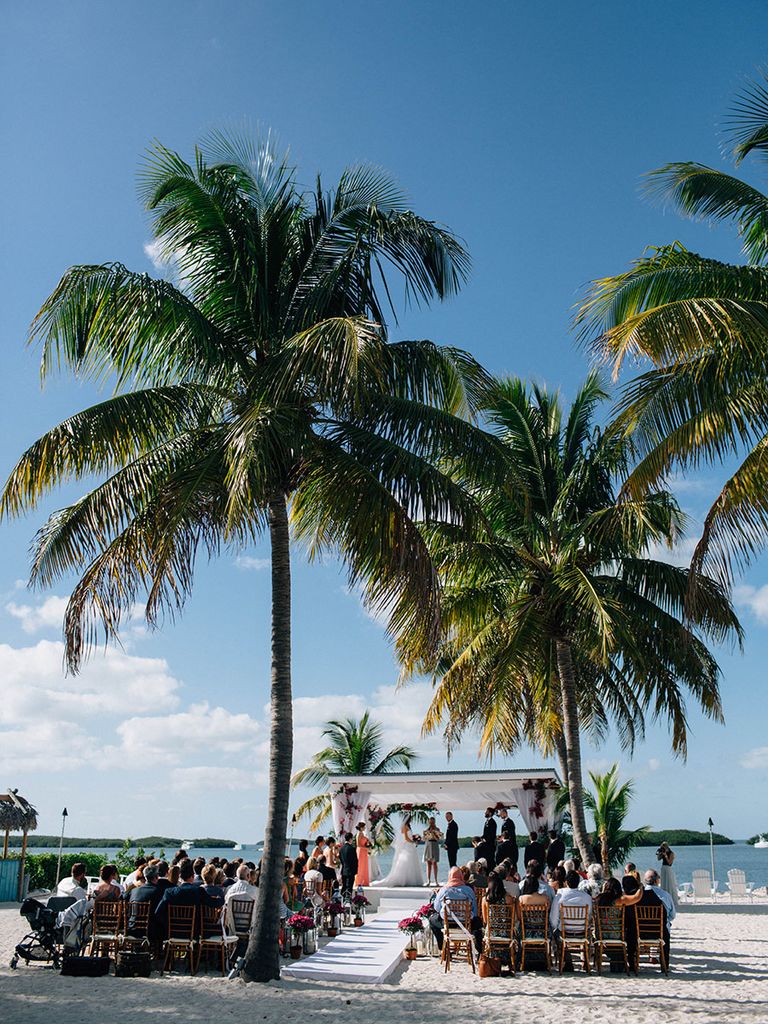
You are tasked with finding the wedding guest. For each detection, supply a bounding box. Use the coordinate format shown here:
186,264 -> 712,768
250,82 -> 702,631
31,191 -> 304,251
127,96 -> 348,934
317,854 -> 337,889
155,858 -> 221,936
168,864 -> 181,886
549,865 -> 567,891
484,870 -> 516,911
624,862 -> 641,884
223,862 -> 259,903
579,862 -> 603,897
497,861 -> 521,898
479,808 -> 497,866
339,833 -> 358,895
596,876 -> 643,969
295,839 -> 310,873
546,831 -> 566,871
642,869 -> 675,964
192,856 -> 206,884
124,856 -> 148,889
423,817 -> 443,886
310,836 -> 326,861
55,862 -> 88,901
326,836 -> 340,877
428,866 -> 483,952
302,857 -> 325,906
527,859 -> 555,900
354,822 -> 372,887
171,849 -> 189,866
155,861 -> 173,896
550,869 -> 592,939
524,831 -> 546,867
93,864 -> 122,902
221,860 -> 238,889
496,808 -> 518,870
468,859 -> 489,888
444,812 -> 459,868
124,863 -> 163,938
201,863 -> 225,902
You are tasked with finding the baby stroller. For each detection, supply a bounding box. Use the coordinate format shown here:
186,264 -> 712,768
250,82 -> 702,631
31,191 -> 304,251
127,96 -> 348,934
10,896 -> 88,969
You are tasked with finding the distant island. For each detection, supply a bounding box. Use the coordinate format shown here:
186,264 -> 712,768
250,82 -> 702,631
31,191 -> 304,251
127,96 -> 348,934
633,829 -> 733,847
8,835 -> 238,849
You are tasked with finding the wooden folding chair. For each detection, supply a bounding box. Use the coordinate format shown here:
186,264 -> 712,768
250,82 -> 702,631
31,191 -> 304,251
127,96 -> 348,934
441,898 -> 476,974
162,905 -> 197,974
519,904 -> 551,972
122,900 -> 152,951
559,904 -> 591,973
634,905 -> 668,974
197,905 -> 238,974
227,897 -> 255,951
594,904 -> 629,974
484,900 -> 517,974
90,898 -> 122,958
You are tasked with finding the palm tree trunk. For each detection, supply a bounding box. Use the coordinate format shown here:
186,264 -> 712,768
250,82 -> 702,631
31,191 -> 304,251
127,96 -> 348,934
555,638 -> 595,867
243,494 -> 293,982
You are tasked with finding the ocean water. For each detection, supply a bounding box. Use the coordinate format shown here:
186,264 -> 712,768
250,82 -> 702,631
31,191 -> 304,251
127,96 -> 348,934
17,841 -> 767,889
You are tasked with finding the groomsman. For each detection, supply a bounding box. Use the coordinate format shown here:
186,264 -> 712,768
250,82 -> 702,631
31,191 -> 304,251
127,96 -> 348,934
444,812 -> 459,868
496,808 -> 518,870
480,807 -> 498,867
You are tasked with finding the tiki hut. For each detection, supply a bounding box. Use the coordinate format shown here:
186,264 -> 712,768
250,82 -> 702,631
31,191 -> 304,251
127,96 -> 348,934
0,790 -> 38,899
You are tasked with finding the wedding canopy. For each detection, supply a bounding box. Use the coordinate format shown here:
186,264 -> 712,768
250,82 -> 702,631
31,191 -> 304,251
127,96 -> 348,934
329,767 -> 562,838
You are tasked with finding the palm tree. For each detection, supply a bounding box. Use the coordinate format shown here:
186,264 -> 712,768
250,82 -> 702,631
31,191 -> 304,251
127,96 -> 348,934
578,764 -> 650,871
576,70 -> 768,590
0,133 -> 497,981
291,712 -> 416,832
406,375 -> 741,865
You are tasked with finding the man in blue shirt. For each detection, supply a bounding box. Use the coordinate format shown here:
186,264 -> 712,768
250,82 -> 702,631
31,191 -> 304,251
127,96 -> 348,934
641,869 -> 675,966
428,867 -> 483,952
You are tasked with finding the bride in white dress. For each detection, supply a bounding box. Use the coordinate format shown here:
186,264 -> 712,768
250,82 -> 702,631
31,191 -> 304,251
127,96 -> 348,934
372,816 -> 424,887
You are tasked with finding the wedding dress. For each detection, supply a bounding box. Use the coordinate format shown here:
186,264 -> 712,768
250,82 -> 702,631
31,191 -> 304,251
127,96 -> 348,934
372,822 -> 424,887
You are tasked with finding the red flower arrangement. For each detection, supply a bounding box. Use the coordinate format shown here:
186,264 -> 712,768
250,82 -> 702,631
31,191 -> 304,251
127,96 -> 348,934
398,915 -> 424,935
286,913 -> 315,932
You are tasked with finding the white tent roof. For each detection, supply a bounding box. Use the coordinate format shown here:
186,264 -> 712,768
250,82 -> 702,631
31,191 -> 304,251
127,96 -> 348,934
328,768 -> 560,811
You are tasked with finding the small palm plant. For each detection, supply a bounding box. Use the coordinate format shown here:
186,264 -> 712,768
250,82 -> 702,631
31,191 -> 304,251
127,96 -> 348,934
560,764 -> 650,871
291,712 -> 416,832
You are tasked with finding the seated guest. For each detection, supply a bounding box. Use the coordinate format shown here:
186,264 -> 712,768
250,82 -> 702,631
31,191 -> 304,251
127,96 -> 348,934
171,849 -> 189,866
460,864 -> 472,883
124,856 -> 148,889
155,857 -> 222,924
579,862 -> 603,897
125,863 -> 163,937
200,863 -> 225,903
223,862 -> 259,903
302,857 -> 325,906
596,876 -> 642,969
55,862 -> 88,901
428,866 -> 483,952
624,862 -> 641,884
527,859 -> 555,901
154,861 -> 173,895
497,862 -> 520,898
93,864 -> 122,902
468,859 -> 489,888
483,870 -> 516,912
221,860 -> 238,889
562,859 -> 576,873
549,865 -> 567,891
641,868 -> 675,966
524,831 -> 546,868
317,854 -> 337,889
550,869 -> 592,936
192,857 -> 206,884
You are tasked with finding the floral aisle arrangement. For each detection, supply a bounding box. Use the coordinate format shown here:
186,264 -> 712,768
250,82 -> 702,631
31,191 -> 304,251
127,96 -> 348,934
398,915 -> 424,960
286,913 -> 315,958
352,892 -> 371,925
325,900 -> 345,937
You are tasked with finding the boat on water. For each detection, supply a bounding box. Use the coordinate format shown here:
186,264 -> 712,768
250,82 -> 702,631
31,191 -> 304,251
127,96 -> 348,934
233,843 -> 242,851
754,835 -> 768,849
180,840 -> 193,851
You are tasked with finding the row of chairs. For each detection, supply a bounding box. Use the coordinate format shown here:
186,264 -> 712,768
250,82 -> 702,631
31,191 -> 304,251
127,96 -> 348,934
88,898 -> 256,974
441,899 -> 667,975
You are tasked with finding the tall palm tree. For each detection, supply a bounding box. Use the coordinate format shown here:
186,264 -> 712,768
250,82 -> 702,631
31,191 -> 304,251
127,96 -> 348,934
569,764 -> 650,871
291,712 -> 416,831
405,375 -> 741,865
576,71 -> 768,590
0,133 -> 497,981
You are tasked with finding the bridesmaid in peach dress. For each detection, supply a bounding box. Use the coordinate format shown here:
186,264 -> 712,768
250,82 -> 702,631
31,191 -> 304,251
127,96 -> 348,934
354,822 -> 371,887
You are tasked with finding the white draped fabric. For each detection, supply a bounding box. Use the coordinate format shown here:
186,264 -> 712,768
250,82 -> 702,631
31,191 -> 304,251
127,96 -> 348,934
331,787 -> 371,836
506,784 -> 560,834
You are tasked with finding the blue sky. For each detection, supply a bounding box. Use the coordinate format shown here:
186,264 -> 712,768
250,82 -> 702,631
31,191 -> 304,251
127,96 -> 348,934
1,1 -> 767,843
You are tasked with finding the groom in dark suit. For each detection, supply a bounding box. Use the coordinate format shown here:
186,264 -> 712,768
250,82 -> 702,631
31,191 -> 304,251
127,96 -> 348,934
480,807 -> 497,867
444,812 -> 459,868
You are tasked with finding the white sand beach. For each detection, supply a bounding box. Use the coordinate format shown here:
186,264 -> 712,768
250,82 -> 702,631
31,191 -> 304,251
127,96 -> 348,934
1,902 -> 766,1024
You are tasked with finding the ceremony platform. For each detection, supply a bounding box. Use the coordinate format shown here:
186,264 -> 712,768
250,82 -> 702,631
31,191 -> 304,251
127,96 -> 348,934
282,896 -> 416,984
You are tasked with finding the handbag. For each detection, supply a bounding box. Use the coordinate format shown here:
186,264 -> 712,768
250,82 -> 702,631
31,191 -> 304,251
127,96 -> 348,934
478,953 -> 501,978
60,956 -> 111,977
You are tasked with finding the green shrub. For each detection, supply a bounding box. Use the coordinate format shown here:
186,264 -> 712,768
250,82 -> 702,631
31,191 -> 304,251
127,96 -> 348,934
22,852 -> 107,891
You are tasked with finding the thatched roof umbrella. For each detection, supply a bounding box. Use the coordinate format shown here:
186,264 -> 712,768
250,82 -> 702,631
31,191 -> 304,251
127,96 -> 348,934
0,790 -> 38,899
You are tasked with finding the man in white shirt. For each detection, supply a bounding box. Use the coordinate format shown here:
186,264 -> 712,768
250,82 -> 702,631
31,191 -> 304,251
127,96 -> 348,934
55,862 -> 88,901
224,863 -> 259,903
550,869 -> 593,934
123,856 -> 147,889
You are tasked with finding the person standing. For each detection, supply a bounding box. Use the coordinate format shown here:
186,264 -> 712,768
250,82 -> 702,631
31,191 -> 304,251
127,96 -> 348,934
422,817 -> 443,886
354,822 -> 371,887
340,833 -> 358,895
444,812 -> 459,868
657,842 -> 679,908
496,808 -> 518,870
524,830 -> 546,867
481,807 -> 498,867
546,830 -> 565,872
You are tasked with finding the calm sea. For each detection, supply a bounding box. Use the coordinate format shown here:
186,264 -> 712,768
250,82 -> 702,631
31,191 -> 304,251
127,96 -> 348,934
16,841 -> 768,889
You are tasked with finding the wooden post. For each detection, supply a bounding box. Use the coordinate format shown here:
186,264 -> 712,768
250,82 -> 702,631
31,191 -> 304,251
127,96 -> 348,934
2,828 -> 8,860
17,830 -> 28,901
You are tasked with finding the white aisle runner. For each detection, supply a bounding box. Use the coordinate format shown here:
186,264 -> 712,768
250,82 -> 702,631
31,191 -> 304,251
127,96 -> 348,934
281,901 -> 416,984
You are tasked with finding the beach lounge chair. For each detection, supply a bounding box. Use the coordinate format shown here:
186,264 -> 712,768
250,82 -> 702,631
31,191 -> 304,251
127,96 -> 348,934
593,905 -> 629,974
89,899 -> 122,958
162,905 -> 197,974
197,905 -> 238,974
441,897 -> 476,973
483,900 -> 517,973
691,869 -> 716,903
726,869 -> 754,903
634,905 -> 668,974
558,904 -> 591,973
519,904 -> 551,973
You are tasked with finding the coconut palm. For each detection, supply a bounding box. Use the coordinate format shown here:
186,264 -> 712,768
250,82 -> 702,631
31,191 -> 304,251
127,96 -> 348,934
576,71 -> 768,590
407,375 -> 741,865
291,712 -> 416,832
0,132 -> 497,981
558,765 -> 650,870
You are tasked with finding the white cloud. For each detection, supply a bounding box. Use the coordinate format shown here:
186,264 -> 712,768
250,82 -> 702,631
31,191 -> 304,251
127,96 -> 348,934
144,238 -> 171,271
6,595 -> 69,634
733,584 -> 768,623
645,536 -> 699,568
647,758 -> 661,773
235,556 -> 270,571
740,746 -> 768,770
170,766 -> 262,792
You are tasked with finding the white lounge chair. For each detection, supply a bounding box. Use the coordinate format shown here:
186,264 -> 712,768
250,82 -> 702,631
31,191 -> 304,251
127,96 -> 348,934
726,869 -> 754,903
691,869 -> 717,903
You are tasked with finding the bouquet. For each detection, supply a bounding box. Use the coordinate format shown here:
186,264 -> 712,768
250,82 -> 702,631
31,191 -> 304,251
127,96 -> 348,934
286,913 -> 315,933
398,915 -> 424,935
416,903 -> 433,918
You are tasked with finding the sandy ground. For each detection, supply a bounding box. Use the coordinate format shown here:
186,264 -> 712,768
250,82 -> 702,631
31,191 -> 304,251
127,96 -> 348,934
1,902 -> 766,1024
